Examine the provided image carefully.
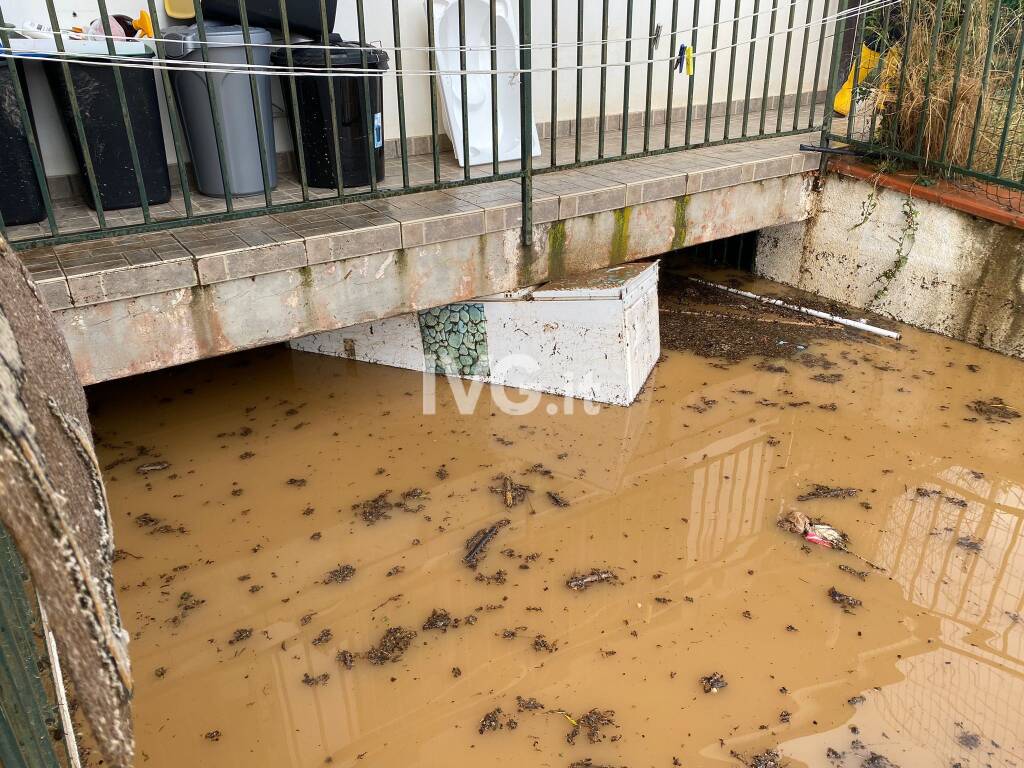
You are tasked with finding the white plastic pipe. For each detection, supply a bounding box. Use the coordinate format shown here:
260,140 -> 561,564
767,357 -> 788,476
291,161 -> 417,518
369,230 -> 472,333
687,277 -> 902,340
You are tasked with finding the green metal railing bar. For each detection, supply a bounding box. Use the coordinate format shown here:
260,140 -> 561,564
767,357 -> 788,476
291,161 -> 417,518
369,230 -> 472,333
393,0 -> 412,187
44,2 -> 107,225
551,0 -> 559,166
317,0 -> 346,198
598,0 -> 610,158
793,0 -> 815,130
724,0 -> 742,140
575,0 -> 584,163
458,0 -> 472,180
664,0 -> 681,148
622,0 -> 635,156
759,0 -> 780,135
685,0 -> 699,145
240,0 -> 277,207
807,0 -> 830,130
643,0 -> 657,152
145,0 -> 193,217
775,0 -> 797,133
96,0 -> 151,223
965,0 -> 1002,169
844,5 -> 867,142
191,0 -> 236,208
0,14 -> 58,237
426,0 -> 442,183
491,0 -> 501,174
0,526 -> 62,768
356,0 -> 379,192
520,0 -> 534,245
705,0 -> 722,143
741,0 -> 761,136
993,26 -> 1024,178
912,0 -> 947,155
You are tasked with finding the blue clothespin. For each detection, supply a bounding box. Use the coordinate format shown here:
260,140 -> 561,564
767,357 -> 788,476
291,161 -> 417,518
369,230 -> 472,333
677,43 -> 685,73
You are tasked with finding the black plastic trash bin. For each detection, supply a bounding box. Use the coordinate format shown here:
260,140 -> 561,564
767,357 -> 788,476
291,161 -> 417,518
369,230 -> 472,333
43,40 -> 171,211
204,0 -> 338,38
0,58 -> 47,226
273,37 -> 388,189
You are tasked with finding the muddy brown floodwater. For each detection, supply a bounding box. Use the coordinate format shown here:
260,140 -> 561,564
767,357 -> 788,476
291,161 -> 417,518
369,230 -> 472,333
88,270 -> 1024,768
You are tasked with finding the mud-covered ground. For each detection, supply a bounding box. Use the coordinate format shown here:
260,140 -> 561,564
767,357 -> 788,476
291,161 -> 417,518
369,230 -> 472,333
87,269 -> 1024,768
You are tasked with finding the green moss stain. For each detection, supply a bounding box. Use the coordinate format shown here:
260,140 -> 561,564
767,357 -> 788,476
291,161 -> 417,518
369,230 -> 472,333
299,265 -> 314,290
671,196 -> 690,251
547,220 -> 567,280
610,207 -> 632,264
394,248 -> 408,275
518,229 -> 540,287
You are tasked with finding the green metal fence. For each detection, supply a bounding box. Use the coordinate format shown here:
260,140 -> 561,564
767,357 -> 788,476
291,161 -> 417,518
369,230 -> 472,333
0,525 -> 66,768
0,0 -> 845,252
824,0 -> 1024,207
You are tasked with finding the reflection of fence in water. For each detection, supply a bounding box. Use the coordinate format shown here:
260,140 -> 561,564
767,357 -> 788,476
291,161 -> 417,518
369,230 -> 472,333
865,465 -> 1024,764
685,433 -> 772,562
871,464 -> 1024,663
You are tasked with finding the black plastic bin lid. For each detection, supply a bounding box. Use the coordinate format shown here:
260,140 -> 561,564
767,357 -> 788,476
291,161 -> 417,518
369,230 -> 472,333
271,34 -> 389,69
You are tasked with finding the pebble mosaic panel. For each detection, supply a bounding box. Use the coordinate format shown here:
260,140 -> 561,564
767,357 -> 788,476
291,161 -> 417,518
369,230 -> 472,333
417,303 -> 490,376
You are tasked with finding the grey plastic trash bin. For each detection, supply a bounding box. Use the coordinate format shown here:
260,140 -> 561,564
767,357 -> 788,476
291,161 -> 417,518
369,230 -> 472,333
165,23 -> 277,197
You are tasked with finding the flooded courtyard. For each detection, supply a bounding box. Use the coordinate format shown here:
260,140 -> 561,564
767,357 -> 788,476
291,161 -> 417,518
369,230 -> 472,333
88,270 -> 1024,768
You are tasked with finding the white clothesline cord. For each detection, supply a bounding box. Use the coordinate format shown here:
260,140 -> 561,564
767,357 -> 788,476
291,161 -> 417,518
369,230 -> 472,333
0,0 -> 896,79
0,0 -> 896,56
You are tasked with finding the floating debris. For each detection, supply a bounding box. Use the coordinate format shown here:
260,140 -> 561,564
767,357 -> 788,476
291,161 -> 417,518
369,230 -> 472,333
778,510 -> 849,550
967,397 -> 1020,424
204,730 -> 221,742
956,536 -> 984,553
228,628 -> 252,645
516,695 -> 544,711
422,609 -> 458,632
311,629 -> 332,646
490,475 -> 532,508
479,708 -> 501,734
699,672 -> 728,693
366,627 -> 416,665
475,569 -> 507,585
532,634 -> 558,653
839,564 -> 868,580
861,753 -> 899,768
301,672 -> 329,687
957,731 -> 981,750
323,564 -> 356,584
353,491 -> 395,525
335,650 -> 355,669
566,568 -> 619,591
730,749 -> 784,768
547,490 -> 571,507
136,461 -> 170,475
566,709 -> 617,745
463,519 -> 511,569
797,484 -> 859,501
828,586 -> 862,612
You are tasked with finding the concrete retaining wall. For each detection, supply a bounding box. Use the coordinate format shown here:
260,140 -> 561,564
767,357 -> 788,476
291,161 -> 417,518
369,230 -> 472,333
756,174 -> 1024,358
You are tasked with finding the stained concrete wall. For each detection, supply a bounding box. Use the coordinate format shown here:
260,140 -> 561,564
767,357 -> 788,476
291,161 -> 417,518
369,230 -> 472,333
56,172 -> 815,384
756,174 -> 1024,358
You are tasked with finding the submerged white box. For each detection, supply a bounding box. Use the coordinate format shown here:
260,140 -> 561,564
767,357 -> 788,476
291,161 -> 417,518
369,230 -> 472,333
289,262 -> 660,406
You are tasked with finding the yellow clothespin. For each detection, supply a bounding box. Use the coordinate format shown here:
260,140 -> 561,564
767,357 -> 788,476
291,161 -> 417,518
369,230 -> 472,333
685,45 -> 694,76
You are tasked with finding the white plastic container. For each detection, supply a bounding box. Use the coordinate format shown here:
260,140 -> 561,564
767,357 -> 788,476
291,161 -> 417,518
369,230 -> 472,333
289,262 -> 661,406
432,0 -> 541,167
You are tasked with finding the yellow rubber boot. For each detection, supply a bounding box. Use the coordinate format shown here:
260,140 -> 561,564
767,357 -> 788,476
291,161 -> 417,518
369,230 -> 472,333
834,45 -> 881,116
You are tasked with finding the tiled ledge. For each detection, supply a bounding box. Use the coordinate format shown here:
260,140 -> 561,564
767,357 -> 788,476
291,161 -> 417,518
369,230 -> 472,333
22,133 -> 820,313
